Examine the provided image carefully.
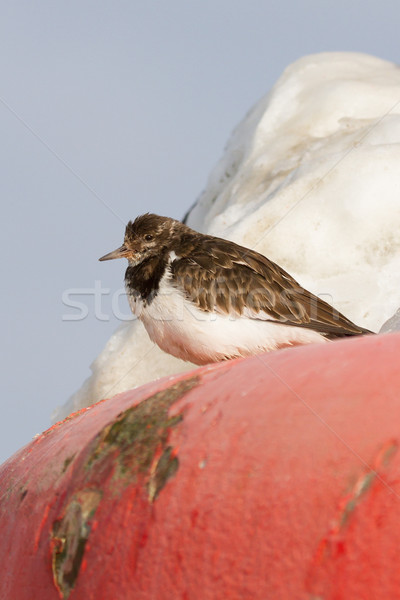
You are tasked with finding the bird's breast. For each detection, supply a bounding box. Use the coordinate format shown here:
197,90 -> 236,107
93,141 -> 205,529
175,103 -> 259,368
124,255 -> 170,315
126,288 -> 144,317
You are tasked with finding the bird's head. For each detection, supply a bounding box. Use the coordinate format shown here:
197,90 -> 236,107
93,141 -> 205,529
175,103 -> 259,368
99,213 -> 182,266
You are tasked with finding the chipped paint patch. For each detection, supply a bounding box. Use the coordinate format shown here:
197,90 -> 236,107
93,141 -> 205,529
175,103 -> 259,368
324,439 -> 398,549
19,488 -> 28,503
50,375 -> 199,598
148,446 -> 179,502
62,455 -> 75,474
85,376 -> 198,486
51,490 -> 102,599
306,439 -> 398,593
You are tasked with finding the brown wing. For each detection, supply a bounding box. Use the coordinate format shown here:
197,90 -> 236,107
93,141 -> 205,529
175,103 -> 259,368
170,236 -> 371,337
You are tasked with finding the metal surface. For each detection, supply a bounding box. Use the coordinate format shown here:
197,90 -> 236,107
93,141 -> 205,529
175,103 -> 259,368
1,333 -> 400,599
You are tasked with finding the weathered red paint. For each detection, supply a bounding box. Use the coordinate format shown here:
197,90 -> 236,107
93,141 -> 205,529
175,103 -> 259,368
1,332 -> 400,599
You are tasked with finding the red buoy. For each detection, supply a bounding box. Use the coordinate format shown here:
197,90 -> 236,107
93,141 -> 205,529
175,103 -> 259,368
1,332 -> 400,599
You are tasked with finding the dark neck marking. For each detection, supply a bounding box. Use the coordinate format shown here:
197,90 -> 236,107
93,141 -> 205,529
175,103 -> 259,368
125,254 -> 168,304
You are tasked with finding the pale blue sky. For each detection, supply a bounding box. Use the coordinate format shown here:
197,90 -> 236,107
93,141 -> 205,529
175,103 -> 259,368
1,1 -> 398,462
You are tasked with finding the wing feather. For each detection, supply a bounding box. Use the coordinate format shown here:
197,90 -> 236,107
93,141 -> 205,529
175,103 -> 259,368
170,236 -> 371,338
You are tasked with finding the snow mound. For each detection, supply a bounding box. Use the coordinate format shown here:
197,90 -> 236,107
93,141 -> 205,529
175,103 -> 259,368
55,52 -> 400,421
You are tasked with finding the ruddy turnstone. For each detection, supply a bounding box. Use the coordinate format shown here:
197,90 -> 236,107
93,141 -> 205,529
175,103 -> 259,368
99,213 -> 371,364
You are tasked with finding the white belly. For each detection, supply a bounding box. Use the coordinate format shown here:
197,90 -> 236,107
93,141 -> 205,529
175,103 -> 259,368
130,276 -> 328,365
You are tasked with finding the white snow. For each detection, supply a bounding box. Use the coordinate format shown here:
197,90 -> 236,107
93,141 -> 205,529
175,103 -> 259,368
55,52 -> 400,421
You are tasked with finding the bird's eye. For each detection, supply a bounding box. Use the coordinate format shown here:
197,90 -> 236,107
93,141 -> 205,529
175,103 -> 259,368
145,234 -> 153,241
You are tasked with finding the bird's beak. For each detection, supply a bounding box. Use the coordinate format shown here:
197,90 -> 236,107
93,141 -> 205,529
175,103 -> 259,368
99,244 -> 129,261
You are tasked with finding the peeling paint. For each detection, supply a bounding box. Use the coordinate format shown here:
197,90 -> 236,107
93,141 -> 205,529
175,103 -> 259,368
306,439 -> 398,593
50,376 -> 198,598
148,445 -> 179,502
62,455 -> 75,474
51,490 -> 102,599
85,376 -> 198,484
329,439 -> 398,540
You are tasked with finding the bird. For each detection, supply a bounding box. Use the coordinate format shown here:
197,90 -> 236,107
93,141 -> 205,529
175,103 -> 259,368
99,213 -> 372,365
